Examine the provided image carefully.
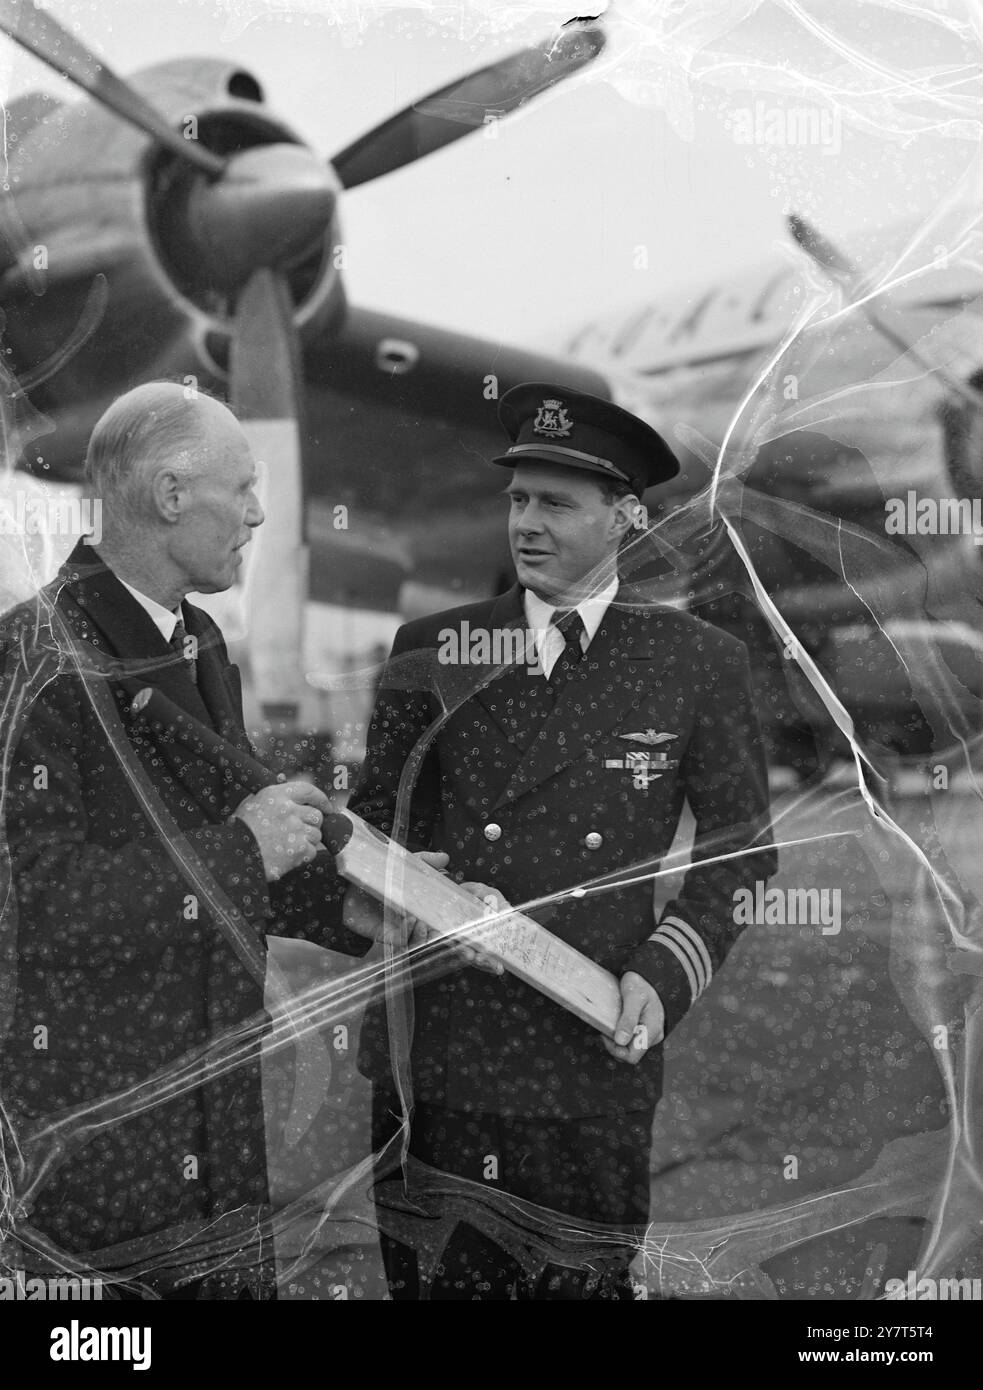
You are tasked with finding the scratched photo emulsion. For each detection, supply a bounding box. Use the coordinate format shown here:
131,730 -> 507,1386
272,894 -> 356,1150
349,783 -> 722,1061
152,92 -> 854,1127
0,0 -> 979,1330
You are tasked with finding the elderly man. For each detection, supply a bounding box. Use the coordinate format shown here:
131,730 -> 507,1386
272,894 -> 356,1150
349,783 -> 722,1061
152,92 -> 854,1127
0,382 -> 415,1299
351,383 -> 778,1299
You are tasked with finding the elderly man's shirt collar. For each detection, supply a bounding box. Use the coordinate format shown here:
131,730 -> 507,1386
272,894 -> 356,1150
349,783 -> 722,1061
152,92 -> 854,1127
116,576 -> 181,642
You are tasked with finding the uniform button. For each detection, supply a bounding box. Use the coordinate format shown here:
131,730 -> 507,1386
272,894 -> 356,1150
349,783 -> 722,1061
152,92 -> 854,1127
585,831 -> 603,850
484,822 -> 502,842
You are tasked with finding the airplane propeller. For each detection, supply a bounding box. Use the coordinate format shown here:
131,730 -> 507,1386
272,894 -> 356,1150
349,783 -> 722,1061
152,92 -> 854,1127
0,0 -> 606,723
179,144 -> 340,298
229,269 -> 308,725
331,23 -> 606,190
0,2 -> 604,294
0,0 -> 226,177
788,212 -> 983,416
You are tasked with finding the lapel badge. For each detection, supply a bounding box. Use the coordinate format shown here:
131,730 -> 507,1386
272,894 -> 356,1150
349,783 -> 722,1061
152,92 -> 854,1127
533,398 -> 573,438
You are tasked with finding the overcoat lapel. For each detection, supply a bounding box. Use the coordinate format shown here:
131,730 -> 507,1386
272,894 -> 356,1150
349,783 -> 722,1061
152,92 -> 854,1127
63,542 -> 215,727
181,601 -> 250,748
427,586 -> 521,737
462,586 -> 549,751
58,542 -> 247,813
427,581 -> 679,815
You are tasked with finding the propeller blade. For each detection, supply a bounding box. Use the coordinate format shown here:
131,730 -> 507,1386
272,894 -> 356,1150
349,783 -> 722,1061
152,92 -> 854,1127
0,0 -> 225,177
786,213 -> 857,277
788,211 -> 983,414
228,269 -> 307,727
331,19 -> 605,190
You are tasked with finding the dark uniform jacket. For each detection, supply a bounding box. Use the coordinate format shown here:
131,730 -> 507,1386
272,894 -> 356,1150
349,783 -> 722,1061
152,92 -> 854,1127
0,541 -> 369,1270
349,583 -> 777,1121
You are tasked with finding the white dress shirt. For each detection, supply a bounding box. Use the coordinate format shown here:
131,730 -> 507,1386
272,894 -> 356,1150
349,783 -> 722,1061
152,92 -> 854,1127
118,577 -> 181,643
523,576 -> 619,679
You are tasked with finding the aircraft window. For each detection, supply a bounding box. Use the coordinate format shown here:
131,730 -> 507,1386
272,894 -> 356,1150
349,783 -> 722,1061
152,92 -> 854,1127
375,339 -> 419,375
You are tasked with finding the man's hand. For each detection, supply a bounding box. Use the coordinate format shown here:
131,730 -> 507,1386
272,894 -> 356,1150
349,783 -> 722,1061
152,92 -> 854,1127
452,885 -> 507,975
602,971 -> 665,1065
341,850 -> 449,943
232,779 -> 332,883
342,858 -> 505,975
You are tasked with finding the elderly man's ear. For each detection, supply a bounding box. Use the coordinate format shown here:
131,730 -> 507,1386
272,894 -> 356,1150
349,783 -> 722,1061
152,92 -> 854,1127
153,468 -> 188,523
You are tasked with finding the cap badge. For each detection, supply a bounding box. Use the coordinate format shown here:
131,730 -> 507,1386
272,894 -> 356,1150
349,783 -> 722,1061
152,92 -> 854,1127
533,398 -> 573,438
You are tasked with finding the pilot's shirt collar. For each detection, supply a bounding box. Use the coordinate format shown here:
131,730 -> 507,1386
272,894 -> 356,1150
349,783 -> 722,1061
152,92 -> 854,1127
523,576 -> 619,679
117,576 -> 182,643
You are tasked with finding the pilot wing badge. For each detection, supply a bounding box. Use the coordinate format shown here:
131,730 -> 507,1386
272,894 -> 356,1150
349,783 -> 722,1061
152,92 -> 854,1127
604,731 -> 679,790
533,398 -> 573,438
618,730 -> 677,746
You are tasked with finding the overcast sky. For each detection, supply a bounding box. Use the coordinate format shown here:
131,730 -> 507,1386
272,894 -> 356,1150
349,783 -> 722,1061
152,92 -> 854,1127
2,0 -> 978,354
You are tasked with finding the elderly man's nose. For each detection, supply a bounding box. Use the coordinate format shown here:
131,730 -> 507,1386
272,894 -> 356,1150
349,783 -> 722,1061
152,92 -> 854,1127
248,497 -> 265,527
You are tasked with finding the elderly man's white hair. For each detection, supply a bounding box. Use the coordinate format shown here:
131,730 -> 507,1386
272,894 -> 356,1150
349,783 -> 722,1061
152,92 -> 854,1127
84,381 -> 232,517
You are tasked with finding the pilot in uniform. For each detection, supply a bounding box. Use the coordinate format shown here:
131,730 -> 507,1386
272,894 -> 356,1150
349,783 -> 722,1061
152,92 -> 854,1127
350,383 -> 777,1299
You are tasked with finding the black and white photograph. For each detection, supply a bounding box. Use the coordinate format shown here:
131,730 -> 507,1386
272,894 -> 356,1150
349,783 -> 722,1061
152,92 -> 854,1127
0,0 -> 980,1348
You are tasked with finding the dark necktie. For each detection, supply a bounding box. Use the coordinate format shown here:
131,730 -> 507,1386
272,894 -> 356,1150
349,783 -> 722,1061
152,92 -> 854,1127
170,616 -> 198,686
547,609 -> 586,689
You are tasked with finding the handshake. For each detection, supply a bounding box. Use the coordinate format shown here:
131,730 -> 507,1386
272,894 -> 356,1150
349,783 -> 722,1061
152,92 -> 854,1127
232,776 -> 506,974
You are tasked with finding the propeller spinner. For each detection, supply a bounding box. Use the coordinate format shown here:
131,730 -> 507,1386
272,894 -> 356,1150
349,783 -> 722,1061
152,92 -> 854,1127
178,144 -> 340,297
